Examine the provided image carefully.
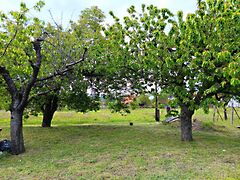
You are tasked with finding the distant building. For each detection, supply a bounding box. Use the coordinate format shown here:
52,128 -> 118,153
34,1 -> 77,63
122,95 -> 136,105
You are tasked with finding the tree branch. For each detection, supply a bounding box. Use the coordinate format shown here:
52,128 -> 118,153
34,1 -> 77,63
0,10 -> 27,59
28,86 -> 60,103
49,10 -> 62,29
44,39 -> 79,62
0,28 -> 18,59
0,66 -> 18,96
37,47 -> 88,82
19,41 -> 43,109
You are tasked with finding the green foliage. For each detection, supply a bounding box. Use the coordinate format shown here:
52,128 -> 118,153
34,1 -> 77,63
1,0 -> 239,145
0,2 -> 44,87
33,0 -> 45,11
162,0 -> 240,113
158,93 -> 170,104
165,109 -> 179,118
0,1 -> 46,112
63,77 -> 100,113
135,94 -> 152,108
103,4 -> 175,113
104,2 -> 239,144
25,6 -> 106,117
0,86 -> 10,110
108,99 -> 130,115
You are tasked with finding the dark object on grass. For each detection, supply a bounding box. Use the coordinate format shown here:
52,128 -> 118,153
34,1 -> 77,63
130,122 -> 133,126
237,126 -> 240,129
0,139 -> 12,152
166,106 -> 171,114
164,116 -> 180,123
0,128 -> 2,132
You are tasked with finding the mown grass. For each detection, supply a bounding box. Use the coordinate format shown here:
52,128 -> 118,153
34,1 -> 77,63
0,108 -> 240,179
0,109 -> 157,127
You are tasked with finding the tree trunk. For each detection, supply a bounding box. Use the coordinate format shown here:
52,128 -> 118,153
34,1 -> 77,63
155,83 -> 160,122
155,108 -> 160,122
231,102 -> 234,125
41,95 -> 58,127
224,106 -> 228,120
213,106 -> 216,122
180,105 -> 194,141
1,40 -> 43,155
10,109 -> 25,155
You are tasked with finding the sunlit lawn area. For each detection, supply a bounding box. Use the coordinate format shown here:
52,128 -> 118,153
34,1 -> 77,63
0,108 -> 240,179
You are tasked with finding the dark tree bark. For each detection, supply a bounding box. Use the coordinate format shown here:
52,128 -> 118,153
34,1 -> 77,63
41,94 -> 58,127
180,105 -> 194,141
223,102 -> 228,120
155,83 -> 160,122
224,106 -> 228,120
10,108 -> 25,154
155,108 -> 160,122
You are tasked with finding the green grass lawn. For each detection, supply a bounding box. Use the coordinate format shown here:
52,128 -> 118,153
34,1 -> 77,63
0,108 -> 240,179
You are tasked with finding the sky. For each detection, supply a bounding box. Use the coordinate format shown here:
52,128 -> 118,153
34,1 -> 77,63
0,0 -> 198,27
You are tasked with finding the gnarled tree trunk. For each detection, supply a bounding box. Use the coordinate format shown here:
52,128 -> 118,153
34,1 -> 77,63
8,41 -> 42,155
180,105 -> 194,141
41,94 -> 58,127
10,109 -> 25,154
